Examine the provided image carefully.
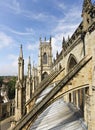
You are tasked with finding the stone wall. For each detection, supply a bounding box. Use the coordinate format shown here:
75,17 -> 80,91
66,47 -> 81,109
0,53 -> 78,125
0,99 -> 15,120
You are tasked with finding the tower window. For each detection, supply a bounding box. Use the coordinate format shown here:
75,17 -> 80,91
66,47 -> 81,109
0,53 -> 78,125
43,52 -> 47,64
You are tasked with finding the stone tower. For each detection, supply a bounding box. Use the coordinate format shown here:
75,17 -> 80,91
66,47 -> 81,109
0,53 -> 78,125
82,0 -> 92,31
26,56 -> 32,103
15,45 -> 25,121
38,37 -> 52,82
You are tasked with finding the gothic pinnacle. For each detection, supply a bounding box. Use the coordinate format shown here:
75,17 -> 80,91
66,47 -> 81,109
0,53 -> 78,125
83,0 -> 92,6
28,56 -> 31,65
19,44 -> 23,58
50,36 -> 52,42
62,36 -> 65,48
68,35 -> 70,41
45,37 -> 46,41
50,36 -> 52,46
82,0 -> 92,12
56,51 -> 58,58
63,36 -> 65,44
39,37 -> 41,42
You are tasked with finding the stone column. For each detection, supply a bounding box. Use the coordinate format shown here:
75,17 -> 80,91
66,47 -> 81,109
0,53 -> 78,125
63,94 -> 69,103
73,91 -> 76,105
67,94 -> 69,103
84,89 -> 89,123
88,91 -> 95,130
0,103 -> 2,120
71,92 -> 73,103
76,91 -> 79,108
83,88 -> 87,123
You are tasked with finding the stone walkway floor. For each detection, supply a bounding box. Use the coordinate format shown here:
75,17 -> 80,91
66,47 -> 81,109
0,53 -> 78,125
30,98 -> 87,130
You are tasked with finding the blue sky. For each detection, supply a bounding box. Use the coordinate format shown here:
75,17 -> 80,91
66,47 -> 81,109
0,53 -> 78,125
0,0 -> 94,76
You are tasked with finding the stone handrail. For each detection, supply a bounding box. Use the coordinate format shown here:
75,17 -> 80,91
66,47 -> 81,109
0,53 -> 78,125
13,55 -> 92,130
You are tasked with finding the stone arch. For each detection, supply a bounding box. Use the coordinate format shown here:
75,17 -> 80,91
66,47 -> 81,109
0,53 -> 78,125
59,63 -> 62,70
43,52 -> 47,64
67,54 -> 78,72
42,72 -> 48,80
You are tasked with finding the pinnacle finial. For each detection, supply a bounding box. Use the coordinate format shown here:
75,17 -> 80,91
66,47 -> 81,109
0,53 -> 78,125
50,36 -> 52,42
63,36 -> 65,43
39,37 -> 41,42
56,51 -> 58,58
82,0 -> 92,12
19,44 -> 23,58
33,61 -> 35,68
62,36 -> 65,48
28,56 -> 31,65
45,37 -> 46,41
68,35 -> 70,41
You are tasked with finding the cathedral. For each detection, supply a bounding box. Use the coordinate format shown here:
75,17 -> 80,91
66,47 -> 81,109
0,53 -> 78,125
9,0 -> 95,130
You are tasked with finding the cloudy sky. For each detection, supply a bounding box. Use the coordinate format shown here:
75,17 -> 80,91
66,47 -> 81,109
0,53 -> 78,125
0,0 -> 94,76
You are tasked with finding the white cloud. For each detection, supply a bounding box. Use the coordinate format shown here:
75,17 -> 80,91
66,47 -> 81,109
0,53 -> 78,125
53,23 -> 78,36
0,54 -> 32,76
8,54 -> 18,61
0,32 -> 15,49
0,65 -> 17,76
64,7 -> 82,22
0,25 -> 35,36
57,2 -> 66,11
6,0 -> 21,14
25,28 -> 34,34
52,34 -> 63,59
0,54 -> 18,76
0,1 -> 83,75
23,11 -> 56,21
0,0 -> 56,21
53,6 -> 81,34
51,6 -> 82,59
10,28 -> 34,36
27,42 -> 39,51
12,0 -> 20,11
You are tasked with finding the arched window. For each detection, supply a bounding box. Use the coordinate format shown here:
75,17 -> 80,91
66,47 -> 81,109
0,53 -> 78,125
42,72 -> 48,80
67,54 -> 77,72
43,52 -> 47,64
59,63 -> 62,70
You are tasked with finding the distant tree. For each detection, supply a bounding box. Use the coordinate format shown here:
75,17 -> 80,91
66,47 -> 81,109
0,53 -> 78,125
0,77 -> 3,86
7,77 -> 16,99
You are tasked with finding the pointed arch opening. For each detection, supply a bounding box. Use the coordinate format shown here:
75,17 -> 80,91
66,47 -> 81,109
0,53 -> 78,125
59,63 -> 62,70
67,54 -> 78,72
42,72 -> 48,80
